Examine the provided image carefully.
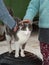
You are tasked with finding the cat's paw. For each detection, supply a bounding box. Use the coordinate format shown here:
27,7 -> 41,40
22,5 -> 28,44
15,54 -> 19,58
21,53 -> 25,57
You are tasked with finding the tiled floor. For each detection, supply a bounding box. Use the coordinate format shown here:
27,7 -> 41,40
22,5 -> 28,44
0,32 -> 43,60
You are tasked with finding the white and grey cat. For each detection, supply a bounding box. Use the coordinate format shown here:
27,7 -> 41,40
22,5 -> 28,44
4,18 -> 32,57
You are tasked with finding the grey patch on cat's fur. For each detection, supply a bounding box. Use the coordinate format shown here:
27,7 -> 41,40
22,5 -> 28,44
22,43 -> 26,49
7,27 -> 19,41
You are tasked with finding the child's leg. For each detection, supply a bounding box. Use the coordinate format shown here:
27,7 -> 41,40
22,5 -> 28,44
40,42 -> 49,65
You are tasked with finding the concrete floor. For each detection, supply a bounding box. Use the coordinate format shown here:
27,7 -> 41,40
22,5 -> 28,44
0,32 -> 43,60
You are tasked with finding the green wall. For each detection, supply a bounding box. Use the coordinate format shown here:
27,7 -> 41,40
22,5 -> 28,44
4,0 -> 30,19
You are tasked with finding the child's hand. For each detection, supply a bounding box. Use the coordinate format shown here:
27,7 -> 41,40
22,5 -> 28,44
19,20 -> 31,25
13,25 -> 19,32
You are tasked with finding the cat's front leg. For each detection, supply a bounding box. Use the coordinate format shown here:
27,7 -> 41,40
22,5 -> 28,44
21,49 -> 25,57
20,45 -> 25,57
15,42 -> 19,57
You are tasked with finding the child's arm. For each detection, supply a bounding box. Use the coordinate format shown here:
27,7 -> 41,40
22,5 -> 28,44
24,0 -> 39,21
0,0 -> 16,29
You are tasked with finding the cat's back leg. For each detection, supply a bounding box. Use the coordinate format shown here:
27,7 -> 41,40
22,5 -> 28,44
15,42 -> 20,57
5,34 -> 12,53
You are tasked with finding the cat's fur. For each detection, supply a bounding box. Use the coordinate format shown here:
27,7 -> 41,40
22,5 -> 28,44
4,18 -> 32,57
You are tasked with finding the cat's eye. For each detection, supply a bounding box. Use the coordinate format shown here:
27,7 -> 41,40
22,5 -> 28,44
21,25 -> 26,30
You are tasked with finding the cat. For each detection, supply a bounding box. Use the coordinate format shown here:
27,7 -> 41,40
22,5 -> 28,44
4,18 -> 32,57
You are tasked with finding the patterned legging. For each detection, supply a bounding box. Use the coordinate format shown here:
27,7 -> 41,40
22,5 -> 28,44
40,42 -> 49,65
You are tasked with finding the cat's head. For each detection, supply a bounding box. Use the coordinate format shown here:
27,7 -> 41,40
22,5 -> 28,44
19,22 -> 32,35
13,17 -> 32,35
20,22 -> 32,31
18,21 -> 32,35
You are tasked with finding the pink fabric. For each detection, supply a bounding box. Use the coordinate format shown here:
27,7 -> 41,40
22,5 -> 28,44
40,42 -> 49,65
